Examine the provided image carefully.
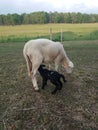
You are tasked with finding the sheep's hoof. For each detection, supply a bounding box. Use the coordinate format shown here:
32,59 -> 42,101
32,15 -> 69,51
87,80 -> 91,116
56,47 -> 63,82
34,88 -> 40,92
35,90 -> 40,92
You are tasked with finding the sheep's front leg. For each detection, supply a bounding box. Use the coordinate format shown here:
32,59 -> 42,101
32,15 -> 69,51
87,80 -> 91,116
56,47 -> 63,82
55,64 -> 59,71
54,58 -> 59,71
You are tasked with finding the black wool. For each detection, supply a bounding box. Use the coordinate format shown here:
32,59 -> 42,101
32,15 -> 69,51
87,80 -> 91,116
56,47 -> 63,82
38,64 -> 67,94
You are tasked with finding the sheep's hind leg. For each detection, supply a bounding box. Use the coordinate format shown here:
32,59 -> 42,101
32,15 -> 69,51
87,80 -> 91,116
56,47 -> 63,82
31,61 -> 42,91
31,76 -> 39,91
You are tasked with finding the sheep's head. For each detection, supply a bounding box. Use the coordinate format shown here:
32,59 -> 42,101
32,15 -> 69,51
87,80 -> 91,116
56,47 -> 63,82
63,60 -> 74,74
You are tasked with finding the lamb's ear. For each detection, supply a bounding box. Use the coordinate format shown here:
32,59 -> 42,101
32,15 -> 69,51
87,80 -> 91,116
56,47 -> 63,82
41,64 -> 46,67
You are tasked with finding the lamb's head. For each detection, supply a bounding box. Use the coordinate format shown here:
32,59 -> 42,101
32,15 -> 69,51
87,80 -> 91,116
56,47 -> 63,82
63,60 -> 74,74
38,64 -> 45,71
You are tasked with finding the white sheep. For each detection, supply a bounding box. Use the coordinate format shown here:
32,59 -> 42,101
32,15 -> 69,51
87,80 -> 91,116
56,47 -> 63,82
23,38 -> 74,91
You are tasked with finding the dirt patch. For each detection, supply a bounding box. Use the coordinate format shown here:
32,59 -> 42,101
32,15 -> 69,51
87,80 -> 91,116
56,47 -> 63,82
0,41 -> 98,130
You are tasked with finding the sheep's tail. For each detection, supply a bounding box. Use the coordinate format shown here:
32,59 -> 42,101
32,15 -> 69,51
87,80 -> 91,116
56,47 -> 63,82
23,51 -> 32,76
60,74 -> 67,82
27,55 -> 32,72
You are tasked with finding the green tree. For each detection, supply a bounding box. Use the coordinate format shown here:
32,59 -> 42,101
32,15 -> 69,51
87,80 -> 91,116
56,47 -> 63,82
64,13 -> 72,23
0,15 -> 3,25
0,12 -> 98,25
82,13 -> 91,23
22,13 -> 30,24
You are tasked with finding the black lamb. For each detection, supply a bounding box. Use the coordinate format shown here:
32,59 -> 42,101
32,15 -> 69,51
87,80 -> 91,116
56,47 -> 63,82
38,64 -> 67,94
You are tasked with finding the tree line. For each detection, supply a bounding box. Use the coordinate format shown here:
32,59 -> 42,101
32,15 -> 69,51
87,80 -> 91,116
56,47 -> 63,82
0,11 -> 98,25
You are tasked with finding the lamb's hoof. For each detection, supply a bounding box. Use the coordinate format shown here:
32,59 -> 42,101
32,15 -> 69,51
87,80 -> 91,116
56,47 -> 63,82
64,79 -> 67,82
51,91 -> 56,95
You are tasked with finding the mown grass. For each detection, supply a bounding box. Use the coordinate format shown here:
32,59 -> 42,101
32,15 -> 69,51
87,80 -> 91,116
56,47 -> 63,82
0,23 -> 98,42
0,40 -> 98,130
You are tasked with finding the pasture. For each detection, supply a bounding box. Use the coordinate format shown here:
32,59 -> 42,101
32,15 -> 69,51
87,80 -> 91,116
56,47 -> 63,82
0,40 -> 98,130
0,23 -> 98,42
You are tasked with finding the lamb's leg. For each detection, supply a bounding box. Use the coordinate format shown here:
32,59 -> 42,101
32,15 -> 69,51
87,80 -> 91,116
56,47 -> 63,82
51,80 -> 60,94
51,78 -> 63,94
52,85 -> 59,94
58,80 -> 63,90
42,79 -> 47,89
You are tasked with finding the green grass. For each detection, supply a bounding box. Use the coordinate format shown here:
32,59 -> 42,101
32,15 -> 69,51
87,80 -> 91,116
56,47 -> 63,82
0,23 -> 98,42
0,40 -> 98,130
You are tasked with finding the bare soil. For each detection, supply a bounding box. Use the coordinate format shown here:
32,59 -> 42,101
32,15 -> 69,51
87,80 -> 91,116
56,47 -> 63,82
0,41 -> 98,130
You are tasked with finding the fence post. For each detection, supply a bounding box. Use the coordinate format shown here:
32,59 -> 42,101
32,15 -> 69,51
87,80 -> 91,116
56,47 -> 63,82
61,29 -> 63,44
50,28 -> 52,40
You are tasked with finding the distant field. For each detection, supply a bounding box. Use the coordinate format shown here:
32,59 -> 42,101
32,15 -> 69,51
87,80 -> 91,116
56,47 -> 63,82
0,23 -> 98,42
0,40 -> 98,129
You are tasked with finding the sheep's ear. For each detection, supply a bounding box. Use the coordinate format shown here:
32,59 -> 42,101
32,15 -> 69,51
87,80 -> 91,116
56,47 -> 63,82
63,60 -> 74,69
62,60 -> 68,68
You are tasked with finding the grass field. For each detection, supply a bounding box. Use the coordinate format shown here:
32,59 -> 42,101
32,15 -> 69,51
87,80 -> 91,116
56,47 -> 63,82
0,40 -> 98,130
0,23 -> 98,42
